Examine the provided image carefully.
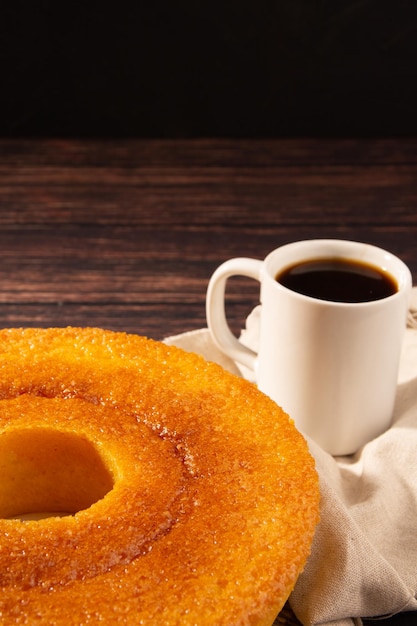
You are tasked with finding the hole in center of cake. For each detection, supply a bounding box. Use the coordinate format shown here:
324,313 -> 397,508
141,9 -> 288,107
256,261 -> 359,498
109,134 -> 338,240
0,428 -> 114,520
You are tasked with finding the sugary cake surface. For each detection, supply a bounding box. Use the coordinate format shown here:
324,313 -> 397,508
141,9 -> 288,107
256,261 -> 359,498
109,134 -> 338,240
0,327 -> 319,625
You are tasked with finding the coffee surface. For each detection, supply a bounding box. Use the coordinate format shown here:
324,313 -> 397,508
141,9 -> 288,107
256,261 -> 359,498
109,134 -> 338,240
276,258 -> 398,303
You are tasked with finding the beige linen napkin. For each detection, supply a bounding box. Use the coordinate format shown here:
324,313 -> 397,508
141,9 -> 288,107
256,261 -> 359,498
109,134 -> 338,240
164,287 -> 417,626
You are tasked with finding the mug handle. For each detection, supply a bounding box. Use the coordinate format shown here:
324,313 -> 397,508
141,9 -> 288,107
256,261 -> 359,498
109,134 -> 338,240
206,257 -> 263,371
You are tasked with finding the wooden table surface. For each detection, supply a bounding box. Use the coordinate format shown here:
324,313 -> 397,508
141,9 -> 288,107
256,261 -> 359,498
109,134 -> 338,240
0,137 -> 416,626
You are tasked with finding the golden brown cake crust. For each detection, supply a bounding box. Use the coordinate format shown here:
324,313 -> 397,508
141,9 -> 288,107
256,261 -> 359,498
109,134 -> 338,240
0,327 -> 319,625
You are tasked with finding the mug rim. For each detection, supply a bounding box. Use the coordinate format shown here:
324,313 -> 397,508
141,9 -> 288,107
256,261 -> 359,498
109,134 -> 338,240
263,239 -> 412,307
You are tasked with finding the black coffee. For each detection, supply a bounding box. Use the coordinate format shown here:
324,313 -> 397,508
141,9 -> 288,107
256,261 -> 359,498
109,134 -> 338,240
276,257 -> 398,303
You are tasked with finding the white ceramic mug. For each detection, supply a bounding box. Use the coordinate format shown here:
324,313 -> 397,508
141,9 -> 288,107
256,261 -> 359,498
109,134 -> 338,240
206,240 -> 412,455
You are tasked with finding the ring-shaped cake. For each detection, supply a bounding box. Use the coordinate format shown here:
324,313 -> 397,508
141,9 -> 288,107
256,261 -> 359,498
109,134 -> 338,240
0,327 -> 319,625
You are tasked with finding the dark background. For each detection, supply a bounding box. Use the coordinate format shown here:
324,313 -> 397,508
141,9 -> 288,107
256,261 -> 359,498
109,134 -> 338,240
1,1 -> 417,138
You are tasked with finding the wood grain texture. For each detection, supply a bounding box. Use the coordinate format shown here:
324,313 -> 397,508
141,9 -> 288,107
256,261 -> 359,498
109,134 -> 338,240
0,138 -> 415,343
